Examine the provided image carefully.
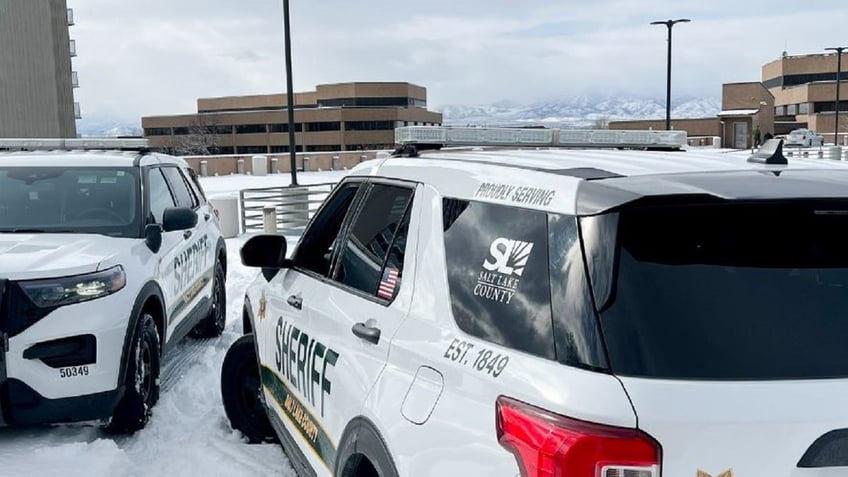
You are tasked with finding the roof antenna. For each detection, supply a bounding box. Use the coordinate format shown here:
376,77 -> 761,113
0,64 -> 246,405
748,138 -> 787,165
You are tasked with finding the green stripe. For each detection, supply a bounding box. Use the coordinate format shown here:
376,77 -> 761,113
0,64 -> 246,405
261,365 -> 337,469
168,270 -> 213,319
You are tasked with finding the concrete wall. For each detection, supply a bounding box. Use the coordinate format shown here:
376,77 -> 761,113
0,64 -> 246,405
0,0 -> 77,138
183,150 -> 382,176
607,118 -> 720,137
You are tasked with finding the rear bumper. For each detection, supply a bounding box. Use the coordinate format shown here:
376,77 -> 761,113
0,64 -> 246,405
0,378 -> 124,426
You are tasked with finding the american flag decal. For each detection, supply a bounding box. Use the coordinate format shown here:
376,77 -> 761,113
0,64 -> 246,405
378,266 -> 399,300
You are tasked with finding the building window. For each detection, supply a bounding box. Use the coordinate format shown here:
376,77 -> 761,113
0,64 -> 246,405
216,147 -> 235,155
270,145 -> 303,153
799,103 -> 810,114
786,104 -> 797,115
775,106 -> 785,116
235,124 -> 267,134
345,121 -> 395,131
305,145 -> 341,152
210,125 -> 233,135
305,122 -> 341,132
145,127 -> 172,136
318,97 -> 425,108
238,146 -> 268,154
270,123 -> 303,133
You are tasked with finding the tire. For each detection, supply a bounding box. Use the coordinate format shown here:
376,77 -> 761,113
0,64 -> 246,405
221,335 -> 277,444
106,312 -> 161,434
190,262 -> 227,338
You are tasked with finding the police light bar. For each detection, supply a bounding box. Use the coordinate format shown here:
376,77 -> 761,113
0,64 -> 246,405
395,126 -> 687,150
0,138 -> 150,151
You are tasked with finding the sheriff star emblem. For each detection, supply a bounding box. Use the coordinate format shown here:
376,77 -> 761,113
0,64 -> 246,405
258,292 -> 267,321
697,470 -> 732,477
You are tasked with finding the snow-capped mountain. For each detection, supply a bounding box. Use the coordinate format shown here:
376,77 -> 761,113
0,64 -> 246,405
437,95 -> 721,128
76,118 -> 143,138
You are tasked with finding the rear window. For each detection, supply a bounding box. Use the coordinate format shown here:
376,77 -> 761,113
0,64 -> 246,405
443,199 -> 607,368
596,200 -> 848,380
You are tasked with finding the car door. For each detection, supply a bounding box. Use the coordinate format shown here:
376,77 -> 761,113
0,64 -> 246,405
257,178 -> 419,475
158,166 -> 212,343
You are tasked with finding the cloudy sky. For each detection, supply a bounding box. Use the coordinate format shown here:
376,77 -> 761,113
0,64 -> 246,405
71,0 -> 848,127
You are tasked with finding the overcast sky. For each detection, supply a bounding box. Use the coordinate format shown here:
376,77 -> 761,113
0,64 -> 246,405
71,0 -> 848,126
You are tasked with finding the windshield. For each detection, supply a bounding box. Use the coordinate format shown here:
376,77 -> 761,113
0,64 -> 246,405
594,200 -> 848,380
0,167 -> 141,237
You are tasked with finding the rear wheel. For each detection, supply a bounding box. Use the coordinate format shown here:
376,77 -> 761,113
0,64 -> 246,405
221,335 -> 277,443
106,312 -> 160,434
190,262 -> 226,338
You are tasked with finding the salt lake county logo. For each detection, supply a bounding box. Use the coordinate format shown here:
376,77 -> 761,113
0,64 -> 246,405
474,237 -> 534,304
697,470 -> 732,477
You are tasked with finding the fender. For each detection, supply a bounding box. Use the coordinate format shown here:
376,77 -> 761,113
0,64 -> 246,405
215,236 -> 228,278
243,295 -> 255,336
335,416 -> 399,477
117,281 -> 166,387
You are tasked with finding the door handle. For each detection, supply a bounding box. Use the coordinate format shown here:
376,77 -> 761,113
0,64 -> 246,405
183,230 -> 192,240
352,322 -> 381,345
286,295 -> 302,310
204,213 -> 211,222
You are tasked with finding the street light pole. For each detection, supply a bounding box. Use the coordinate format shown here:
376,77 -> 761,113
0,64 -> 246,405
283,0 -> 298,185
651,19 -> 690,131
826,47 -> 846,146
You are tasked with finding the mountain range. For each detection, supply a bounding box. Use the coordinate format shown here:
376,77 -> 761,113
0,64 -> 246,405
75,95 -> 721,137
436,95 -> 721,129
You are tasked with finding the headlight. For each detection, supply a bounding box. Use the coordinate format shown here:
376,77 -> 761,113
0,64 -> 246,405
20,266 -> 127,308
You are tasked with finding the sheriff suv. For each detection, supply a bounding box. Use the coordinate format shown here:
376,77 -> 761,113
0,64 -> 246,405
223,127 -> 848,477
0,139 -> 227,433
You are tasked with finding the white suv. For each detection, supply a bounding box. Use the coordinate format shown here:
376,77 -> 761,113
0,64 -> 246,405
785,128 -> 824,147
0,141 -> 227,433
223,129 -> 848,476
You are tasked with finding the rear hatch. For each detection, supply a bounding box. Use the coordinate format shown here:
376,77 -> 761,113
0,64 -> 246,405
585,198 -> 848,475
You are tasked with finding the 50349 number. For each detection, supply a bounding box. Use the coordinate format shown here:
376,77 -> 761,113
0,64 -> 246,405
443,338 -> 509,378
59,366 -> 89,378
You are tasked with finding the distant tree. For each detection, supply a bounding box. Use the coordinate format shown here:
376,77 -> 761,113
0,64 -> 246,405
175,115 -> 225,156
592,116 -> 610,129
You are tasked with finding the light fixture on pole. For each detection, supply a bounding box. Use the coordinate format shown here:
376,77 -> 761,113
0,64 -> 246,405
283,0 -> 298,185
825,46 -> 846,146
650,18 -> 690,131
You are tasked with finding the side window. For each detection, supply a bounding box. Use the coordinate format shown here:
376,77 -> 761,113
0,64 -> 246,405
185,167 -> 207,204
161,167 -> 198,209
293,181 -> 362,277
335,184 -> 413,299
442,198 -> 555,360
148,168 -> 177,224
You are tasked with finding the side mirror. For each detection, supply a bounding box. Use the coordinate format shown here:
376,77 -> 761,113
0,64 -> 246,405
145,224 -> 163,253
162,207 -> 198,232
241,234 -> 290,270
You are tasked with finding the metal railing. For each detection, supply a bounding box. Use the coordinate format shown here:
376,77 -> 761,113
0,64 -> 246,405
784,146 -> 847,161
239,182 -> 336,233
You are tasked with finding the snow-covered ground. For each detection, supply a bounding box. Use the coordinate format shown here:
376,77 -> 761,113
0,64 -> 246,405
0,171 -> 351,477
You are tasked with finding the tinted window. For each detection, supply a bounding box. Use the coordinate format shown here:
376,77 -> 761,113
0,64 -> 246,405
148,168 -> 176,224
443,199 -> 555,360
548,215 -> 608,370
293,182 -> 361,277
186,168 -> 207,203
335,184 -> 412,298
161,167 -> 197,209
599,200 -> 848,380
0,167 -> 141,237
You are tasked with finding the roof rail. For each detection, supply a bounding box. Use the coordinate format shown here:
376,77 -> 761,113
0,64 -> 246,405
394,126 -> 687,153
0,138 -> 150,152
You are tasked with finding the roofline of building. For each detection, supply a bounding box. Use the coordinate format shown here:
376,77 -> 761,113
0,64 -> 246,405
196,82 -> 425,103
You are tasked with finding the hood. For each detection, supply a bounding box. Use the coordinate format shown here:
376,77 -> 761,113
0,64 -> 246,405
0,233 -> 132,280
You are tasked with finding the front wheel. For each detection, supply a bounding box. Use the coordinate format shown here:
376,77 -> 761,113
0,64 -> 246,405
221,335 -> 277,443
106,312 -> 161,434
190,262 -> 227,338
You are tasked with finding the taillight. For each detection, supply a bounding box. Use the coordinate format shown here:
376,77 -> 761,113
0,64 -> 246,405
496,396 -> 661,477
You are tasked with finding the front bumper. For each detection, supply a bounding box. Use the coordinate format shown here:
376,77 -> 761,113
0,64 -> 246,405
0,278 -> 131,422
0,379 -> 124,426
